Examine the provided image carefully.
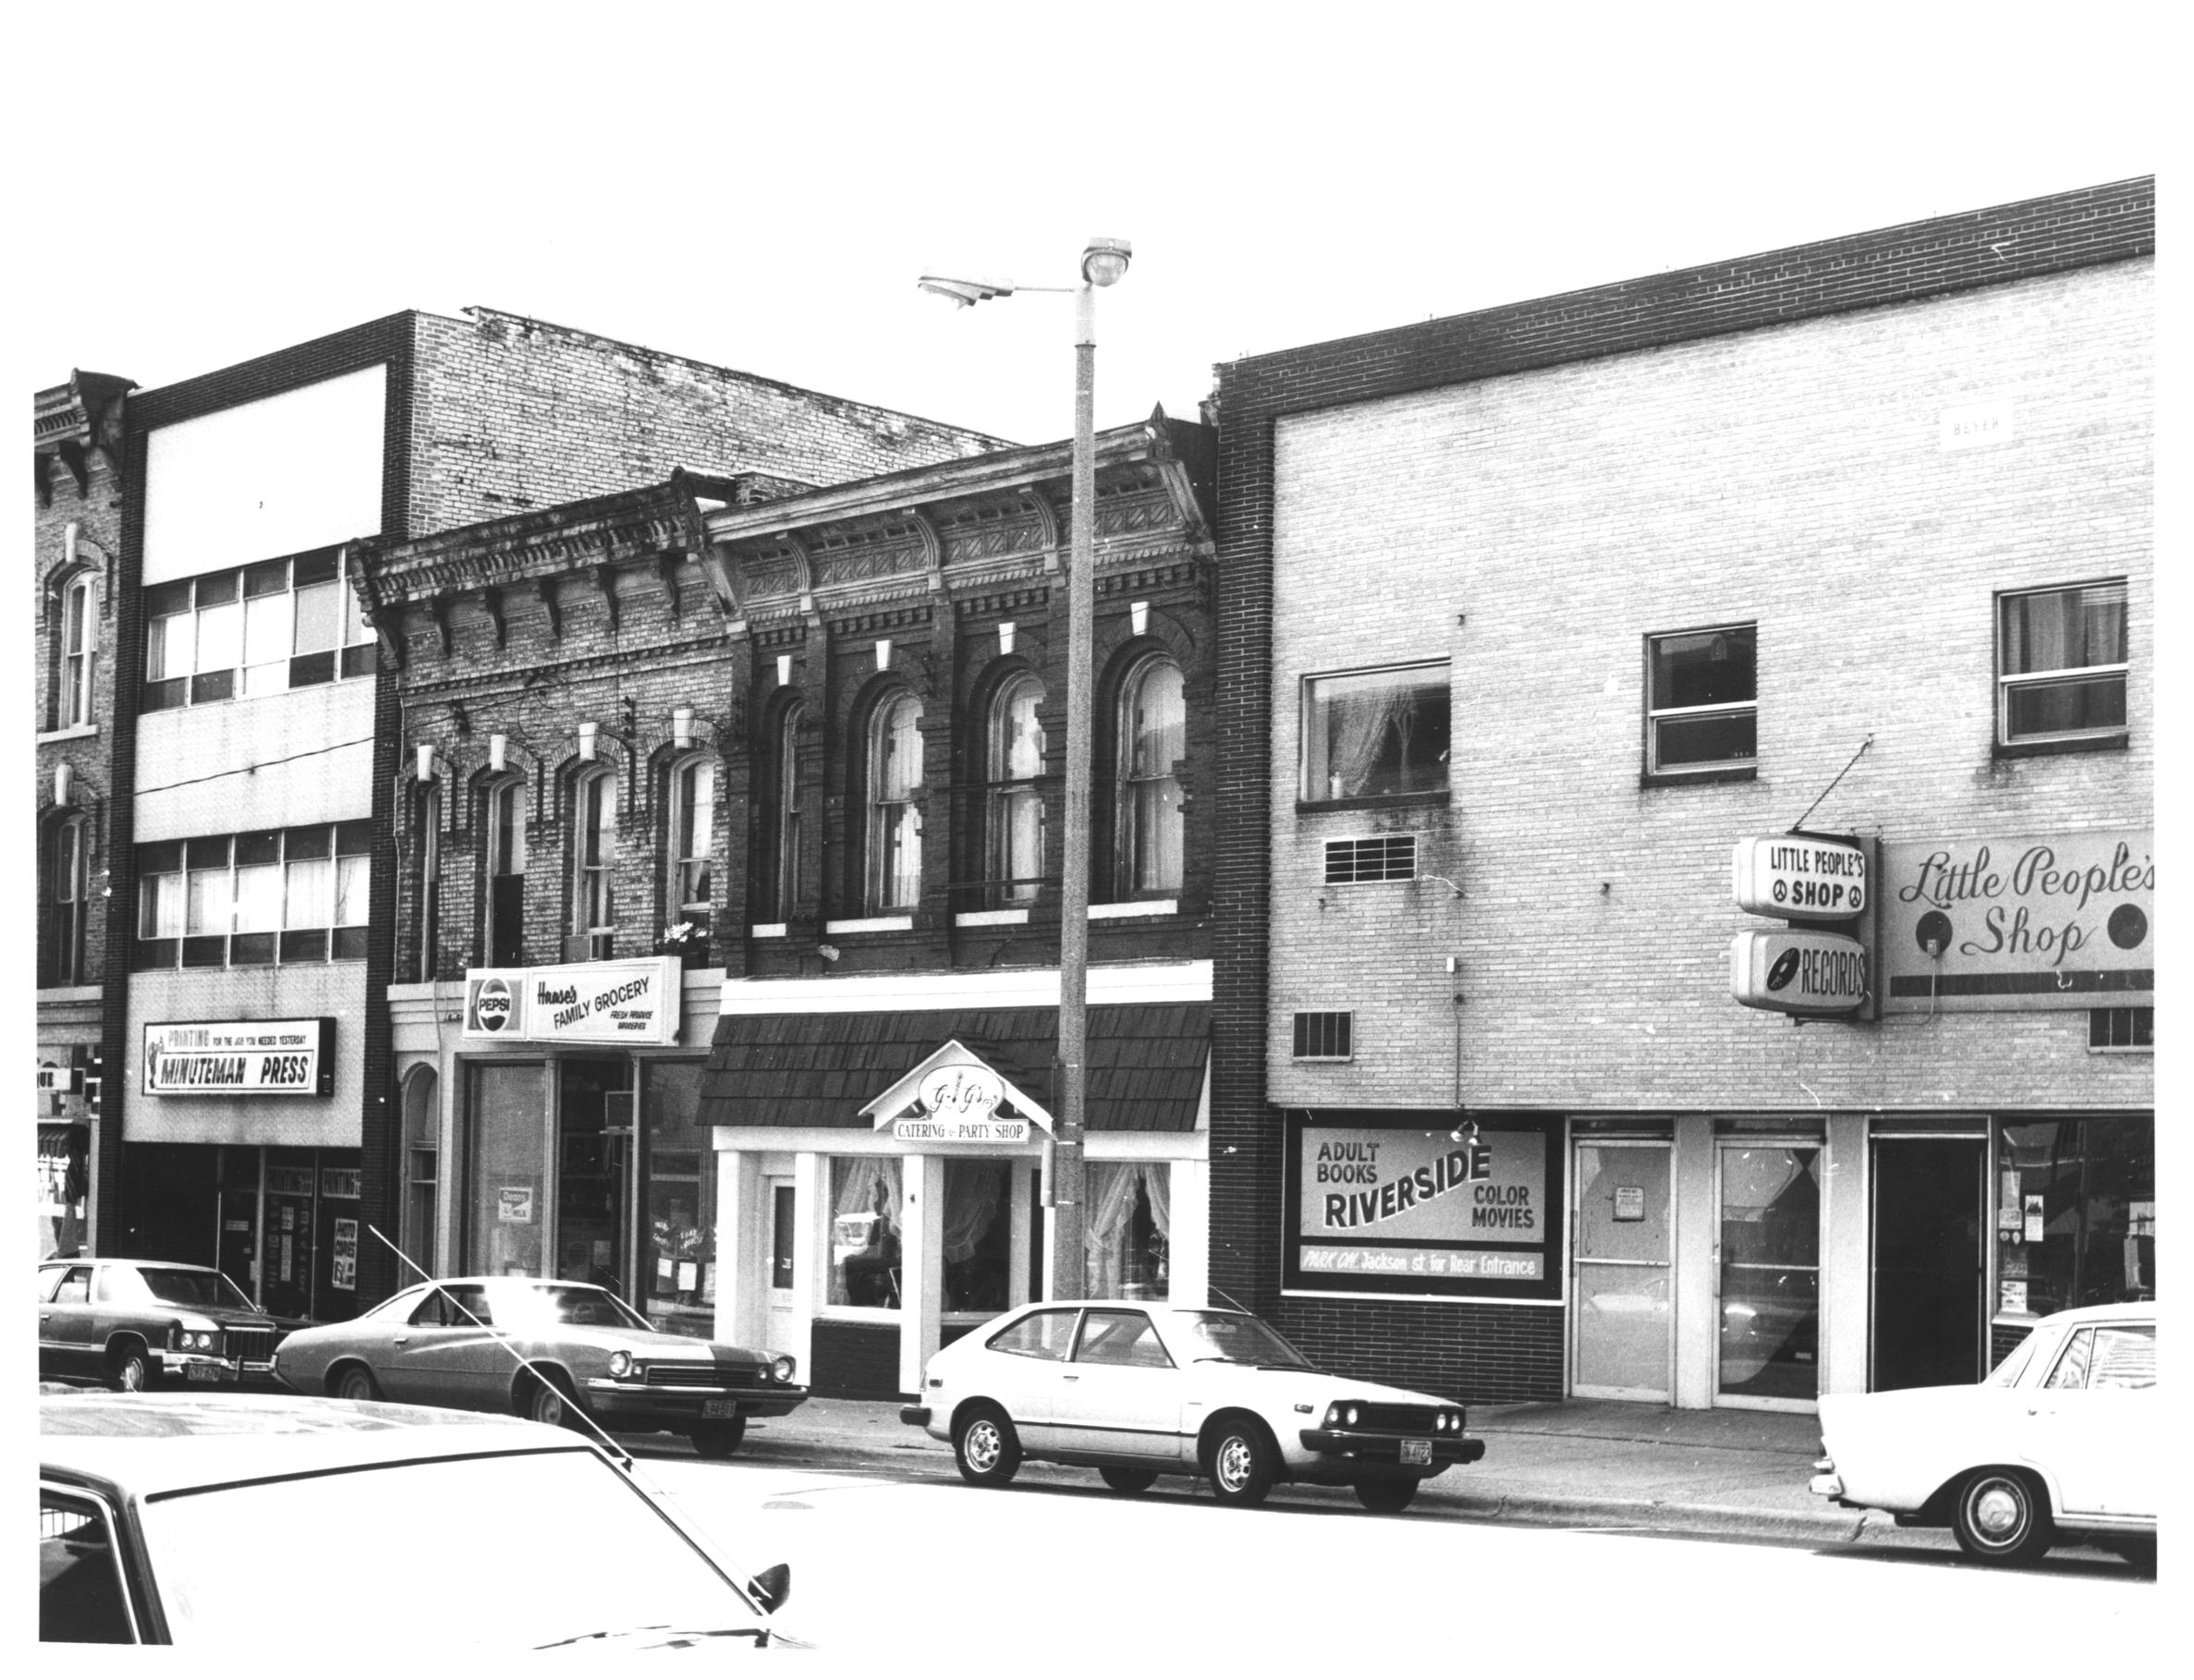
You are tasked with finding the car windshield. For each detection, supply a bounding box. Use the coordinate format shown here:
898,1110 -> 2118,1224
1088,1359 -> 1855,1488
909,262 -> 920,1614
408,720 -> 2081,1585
137,1448 -> 763,1650
131,1269 -> 257,1312
1988,1325 -> 2052,1387
1170,1311 -> 1319,1370
480,1282 -> 652,1331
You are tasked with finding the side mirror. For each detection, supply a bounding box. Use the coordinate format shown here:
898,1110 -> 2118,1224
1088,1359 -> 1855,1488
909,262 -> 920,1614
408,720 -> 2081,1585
748,1563 -> 791,1615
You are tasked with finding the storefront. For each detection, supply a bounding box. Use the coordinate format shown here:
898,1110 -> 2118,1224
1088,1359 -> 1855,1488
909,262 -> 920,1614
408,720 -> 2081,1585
695,966 -> 1212,1400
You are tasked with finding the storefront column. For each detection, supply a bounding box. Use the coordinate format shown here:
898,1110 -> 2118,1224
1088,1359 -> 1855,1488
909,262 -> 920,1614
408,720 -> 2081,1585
1168,1158 -> 1209,1306
713,1147 -> 756,1347
1820,1114 -> 1870,1397
786,1151 -> 824,1382
1672,1117 -> 1717,1409
900,1153 -> 944,1397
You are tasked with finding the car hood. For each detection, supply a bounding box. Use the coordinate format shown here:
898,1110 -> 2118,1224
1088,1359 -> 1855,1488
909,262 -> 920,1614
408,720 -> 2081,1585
1196,1364 -> 1461,1412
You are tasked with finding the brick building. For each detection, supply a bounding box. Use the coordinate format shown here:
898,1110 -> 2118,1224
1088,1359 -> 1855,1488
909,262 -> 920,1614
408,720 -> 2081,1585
34,371 -> 135,1257
59,307 -> 1001,1340
1211,178 -> 2153,1411
357,410 -> 1218,1405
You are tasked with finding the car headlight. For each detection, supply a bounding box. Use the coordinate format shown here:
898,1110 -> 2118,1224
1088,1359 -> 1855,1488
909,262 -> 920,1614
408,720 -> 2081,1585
771,1355 -> 797,1384
1345,1405 -> 1360,1427
198,1332 -> 217,1351
607,1350 -> 635,1379
1323,1403 -> 1344,1428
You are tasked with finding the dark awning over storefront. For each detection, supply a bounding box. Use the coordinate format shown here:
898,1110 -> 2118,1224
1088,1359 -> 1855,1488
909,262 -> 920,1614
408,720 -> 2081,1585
697,1004 -> 1210,1132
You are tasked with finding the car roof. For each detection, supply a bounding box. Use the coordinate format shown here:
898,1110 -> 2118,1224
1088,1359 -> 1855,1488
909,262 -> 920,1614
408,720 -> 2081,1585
2034,1301 -> 2156,1327
40,1394 -> 583,1499
40,1257 -> 224,1272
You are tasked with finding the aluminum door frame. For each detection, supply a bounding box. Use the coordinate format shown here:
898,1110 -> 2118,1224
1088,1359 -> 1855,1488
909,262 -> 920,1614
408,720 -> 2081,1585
1569,1138 -> 1676,1403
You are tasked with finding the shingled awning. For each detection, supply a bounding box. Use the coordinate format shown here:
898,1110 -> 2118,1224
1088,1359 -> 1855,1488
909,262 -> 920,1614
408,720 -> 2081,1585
696,1004 -> 1209,1133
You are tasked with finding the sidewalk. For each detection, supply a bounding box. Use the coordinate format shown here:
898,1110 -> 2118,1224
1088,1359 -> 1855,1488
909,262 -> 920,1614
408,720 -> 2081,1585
737,1394 -> 1888,1542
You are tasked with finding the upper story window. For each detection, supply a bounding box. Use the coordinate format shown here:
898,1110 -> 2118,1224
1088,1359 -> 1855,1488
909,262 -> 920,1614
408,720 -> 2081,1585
418,783 -> 442,984
41,814 -> 90,987
571,769 -> 619,956
759,701 -> 805,923
142,547 -> 375,712
1300,661 -> 1450,803
668,755 -> 716,934
868,690 -> 924,913
485,777 -> 528,968
60,573 -> 98,729
136,822 -> 370,969
1998,580 -> 2128,749
1117,655 -> 1184,895
1646,624 -> 1756,777
987,673 -> 1046,907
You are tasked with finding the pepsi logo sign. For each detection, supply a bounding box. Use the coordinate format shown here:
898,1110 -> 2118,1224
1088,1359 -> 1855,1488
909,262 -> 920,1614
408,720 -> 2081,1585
472,976 -> 514,1032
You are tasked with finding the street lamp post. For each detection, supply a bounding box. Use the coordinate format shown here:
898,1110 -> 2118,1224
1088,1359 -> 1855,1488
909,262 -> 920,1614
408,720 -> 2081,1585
920,237 -> 1131,1298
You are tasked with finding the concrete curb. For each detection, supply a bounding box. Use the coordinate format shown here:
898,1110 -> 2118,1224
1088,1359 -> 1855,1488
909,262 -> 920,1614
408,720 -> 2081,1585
1423,1487 -> 1883,1542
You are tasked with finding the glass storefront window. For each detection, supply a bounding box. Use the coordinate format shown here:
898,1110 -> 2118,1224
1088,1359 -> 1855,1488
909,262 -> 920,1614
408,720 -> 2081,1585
828,1157 -> 901,1308
466,1064 -> 544,1277
1994,1119 -> 2154,1320
641,1063 -> 715,1337
939,1159 -> 1010,1314
1716,1144 -> 1820,1404
1085,1162 -> 1171,1300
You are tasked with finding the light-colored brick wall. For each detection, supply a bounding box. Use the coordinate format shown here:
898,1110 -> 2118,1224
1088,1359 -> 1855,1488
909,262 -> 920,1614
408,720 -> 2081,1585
1267,259 -> 2152,1114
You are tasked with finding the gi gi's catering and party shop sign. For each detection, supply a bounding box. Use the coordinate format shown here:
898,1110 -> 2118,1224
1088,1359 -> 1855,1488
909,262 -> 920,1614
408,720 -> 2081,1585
1879,829 -> 2153,1013
1282,1115 -> 1564,1303
461,957 -> 682,1045
141,1018 -> 336,1097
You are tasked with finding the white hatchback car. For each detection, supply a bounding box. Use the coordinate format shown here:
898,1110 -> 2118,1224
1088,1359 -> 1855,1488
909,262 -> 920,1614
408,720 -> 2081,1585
1810,1302 -> 2156,1566
902,1299 -> 1484,1512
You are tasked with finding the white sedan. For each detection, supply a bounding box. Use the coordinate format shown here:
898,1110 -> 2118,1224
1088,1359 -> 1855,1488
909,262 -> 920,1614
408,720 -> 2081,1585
900,1299 -> 1484,1513
1810,1302 -> 2156,1565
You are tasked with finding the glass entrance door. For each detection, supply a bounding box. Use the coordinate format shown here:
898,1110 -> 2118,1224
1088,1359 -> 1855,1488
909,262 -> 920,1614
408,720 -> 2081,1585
1715,1140 -> 1822,1408
1572,1140 -> 1674,1401
1871,1136 -> 1986,1391
555,1058 -> 634,1297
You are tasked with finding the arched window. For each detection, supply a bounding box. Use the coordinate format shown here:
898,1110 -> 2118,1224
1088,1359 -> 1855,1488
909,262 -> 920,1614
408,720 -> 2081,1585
867,690 -> 923,912
1116,656 -> 1185,896
759,701 -> 805,923
42,814 -> 90,987
400,1066 -> 440,1279
667,754 -> 715,938
485,776 -> 528,968
59,573 -> 97,729
987,672 -> 1046,907
418,783 -> 442,984
572,767 -> 619,957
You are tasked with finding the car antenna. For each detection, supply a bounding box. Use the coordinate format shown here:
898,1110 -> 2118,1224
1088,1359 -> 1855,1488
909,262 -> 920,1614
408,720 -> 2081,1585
1207,1285 -> 1252,1315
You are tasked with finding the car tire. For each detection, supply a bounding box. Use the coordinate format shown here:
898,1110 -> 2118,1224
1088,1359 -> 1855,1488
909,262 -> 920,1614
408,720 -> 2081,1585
1354,1479 -> 1418,1514
689,1417 -> 748,1458
953,1405 -> 1022,1487
1099,1467 -> 1159,1495
108,1342 -> 152,1394
1205,1418 -> 1278,1507
520,1372 -> 585,1430
1950,1467 -> 2054,1565
332,1364 -> 383,1403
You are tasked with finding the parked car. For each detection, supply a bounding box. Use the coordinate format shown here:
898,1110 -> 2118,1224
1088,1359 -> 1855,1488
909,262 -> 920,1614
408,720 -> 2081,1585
902,1298 -> 1485,1512
38,1391 -> 794,1649
1810,1302 -> 2157,1566
36,1258 -> 294,1392
269,1275 -> 806,1456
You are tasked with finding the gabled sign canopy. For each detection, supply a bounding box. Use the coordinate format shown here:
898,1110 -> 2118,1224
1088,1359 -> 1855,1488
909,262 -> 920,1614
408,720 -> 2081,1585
861,1041 -> 1054,1142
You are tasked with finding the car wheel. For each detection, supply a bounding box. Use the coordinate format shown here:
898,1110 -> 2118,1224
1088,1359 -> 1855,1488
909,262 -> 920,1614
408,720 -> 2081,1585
689,1417 -> 748,1458
108,1343 -> 152,1394
1205,1418 -> 1277,1507
1354,1479 -> 1417,1514
520,1373 -> 584,1430
1099,1467 -> 1158,1495
953,1405 -> 1022,1487
332,1365 -> 383,1403
1950,1468 -> 2054,1565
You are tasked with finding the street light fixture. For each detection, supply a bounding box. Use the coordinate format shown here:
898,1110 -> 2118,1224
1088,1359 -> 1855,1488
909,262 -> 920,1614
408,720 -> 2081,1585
919,237 -> 1132,1300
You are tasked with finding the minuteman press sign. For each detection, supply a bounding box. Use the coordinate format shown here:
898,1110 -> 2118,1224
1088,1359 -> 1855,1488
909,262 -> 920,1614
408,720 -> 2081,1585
463,958 -> 682,1045
142,1019 -> 335,1097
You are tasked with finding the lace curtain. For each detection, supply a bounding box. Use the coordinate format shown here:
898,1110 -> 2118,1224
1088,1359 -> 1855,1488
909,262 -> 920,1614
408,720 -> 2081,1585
941,1159 -> 1006,1263
828,1157 -> 902,1307
1084,1162 -> 1172,1297
1323,684 -> 1408,797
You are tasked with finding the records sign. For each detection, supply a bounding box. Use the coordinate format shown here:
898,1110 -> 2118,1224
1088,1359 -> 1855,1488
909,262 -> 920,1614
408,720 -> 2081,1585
142,1018 -> 336,1097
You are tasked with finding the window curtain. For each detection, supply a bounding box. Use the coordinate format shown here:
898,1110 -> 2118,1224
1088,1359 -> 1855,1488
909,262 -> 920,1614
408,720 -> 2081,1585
1324,685 -> 1408,797
1083,1163 -> 1172,1297
828,1157 -> 903,1307
940,1159 -> 1006,1263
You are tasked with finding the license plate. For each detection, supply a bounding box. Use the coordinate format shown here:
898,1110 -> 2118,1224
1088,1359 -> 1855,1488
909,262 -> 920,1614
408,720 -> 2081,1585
702,1399 -> 741,1419
1399,1438 -> 1432,1466
186,1365 -> 234,1384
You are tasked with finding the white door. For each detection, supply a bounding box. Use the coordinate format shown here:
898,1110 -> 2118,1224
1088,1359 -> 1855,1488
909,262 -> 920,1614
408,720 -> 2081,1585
2023,1321 -> 2156,1517
764,1178 -> 799,1355
1572,1140 -> 1674,1402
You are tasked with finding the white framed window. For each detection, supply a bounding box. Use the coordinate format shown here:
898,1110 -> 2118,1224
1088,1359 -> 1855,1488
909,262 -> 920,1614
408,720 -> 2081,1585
60,573 -> 98,728
572,768 -> 619,956
485,777 -> 528,968
668,755 -> 715,934
1116,655 -> 1184,895
42,814 -> 90,986
134,822 -> 369,968
1300,661 -> 1450,802
142,547 -> 375,712
1646,624 -> 1756,776
987,673 -> 1046,907
1997,580 -> 2127,749
867,690 -> 923,913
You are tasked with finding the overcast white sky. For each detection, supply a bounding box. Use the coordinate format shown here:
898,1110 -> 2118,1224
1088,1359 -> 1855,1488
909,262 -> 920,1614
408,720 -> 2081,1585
14,3 -> 2164,447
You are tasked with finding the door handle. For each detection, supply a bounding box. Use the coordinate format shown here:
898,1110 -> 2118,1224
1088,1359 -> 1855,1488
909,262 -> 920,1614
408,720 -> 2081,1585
392,1335 -> 409,1345
1062,1373 -> 1079,1382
